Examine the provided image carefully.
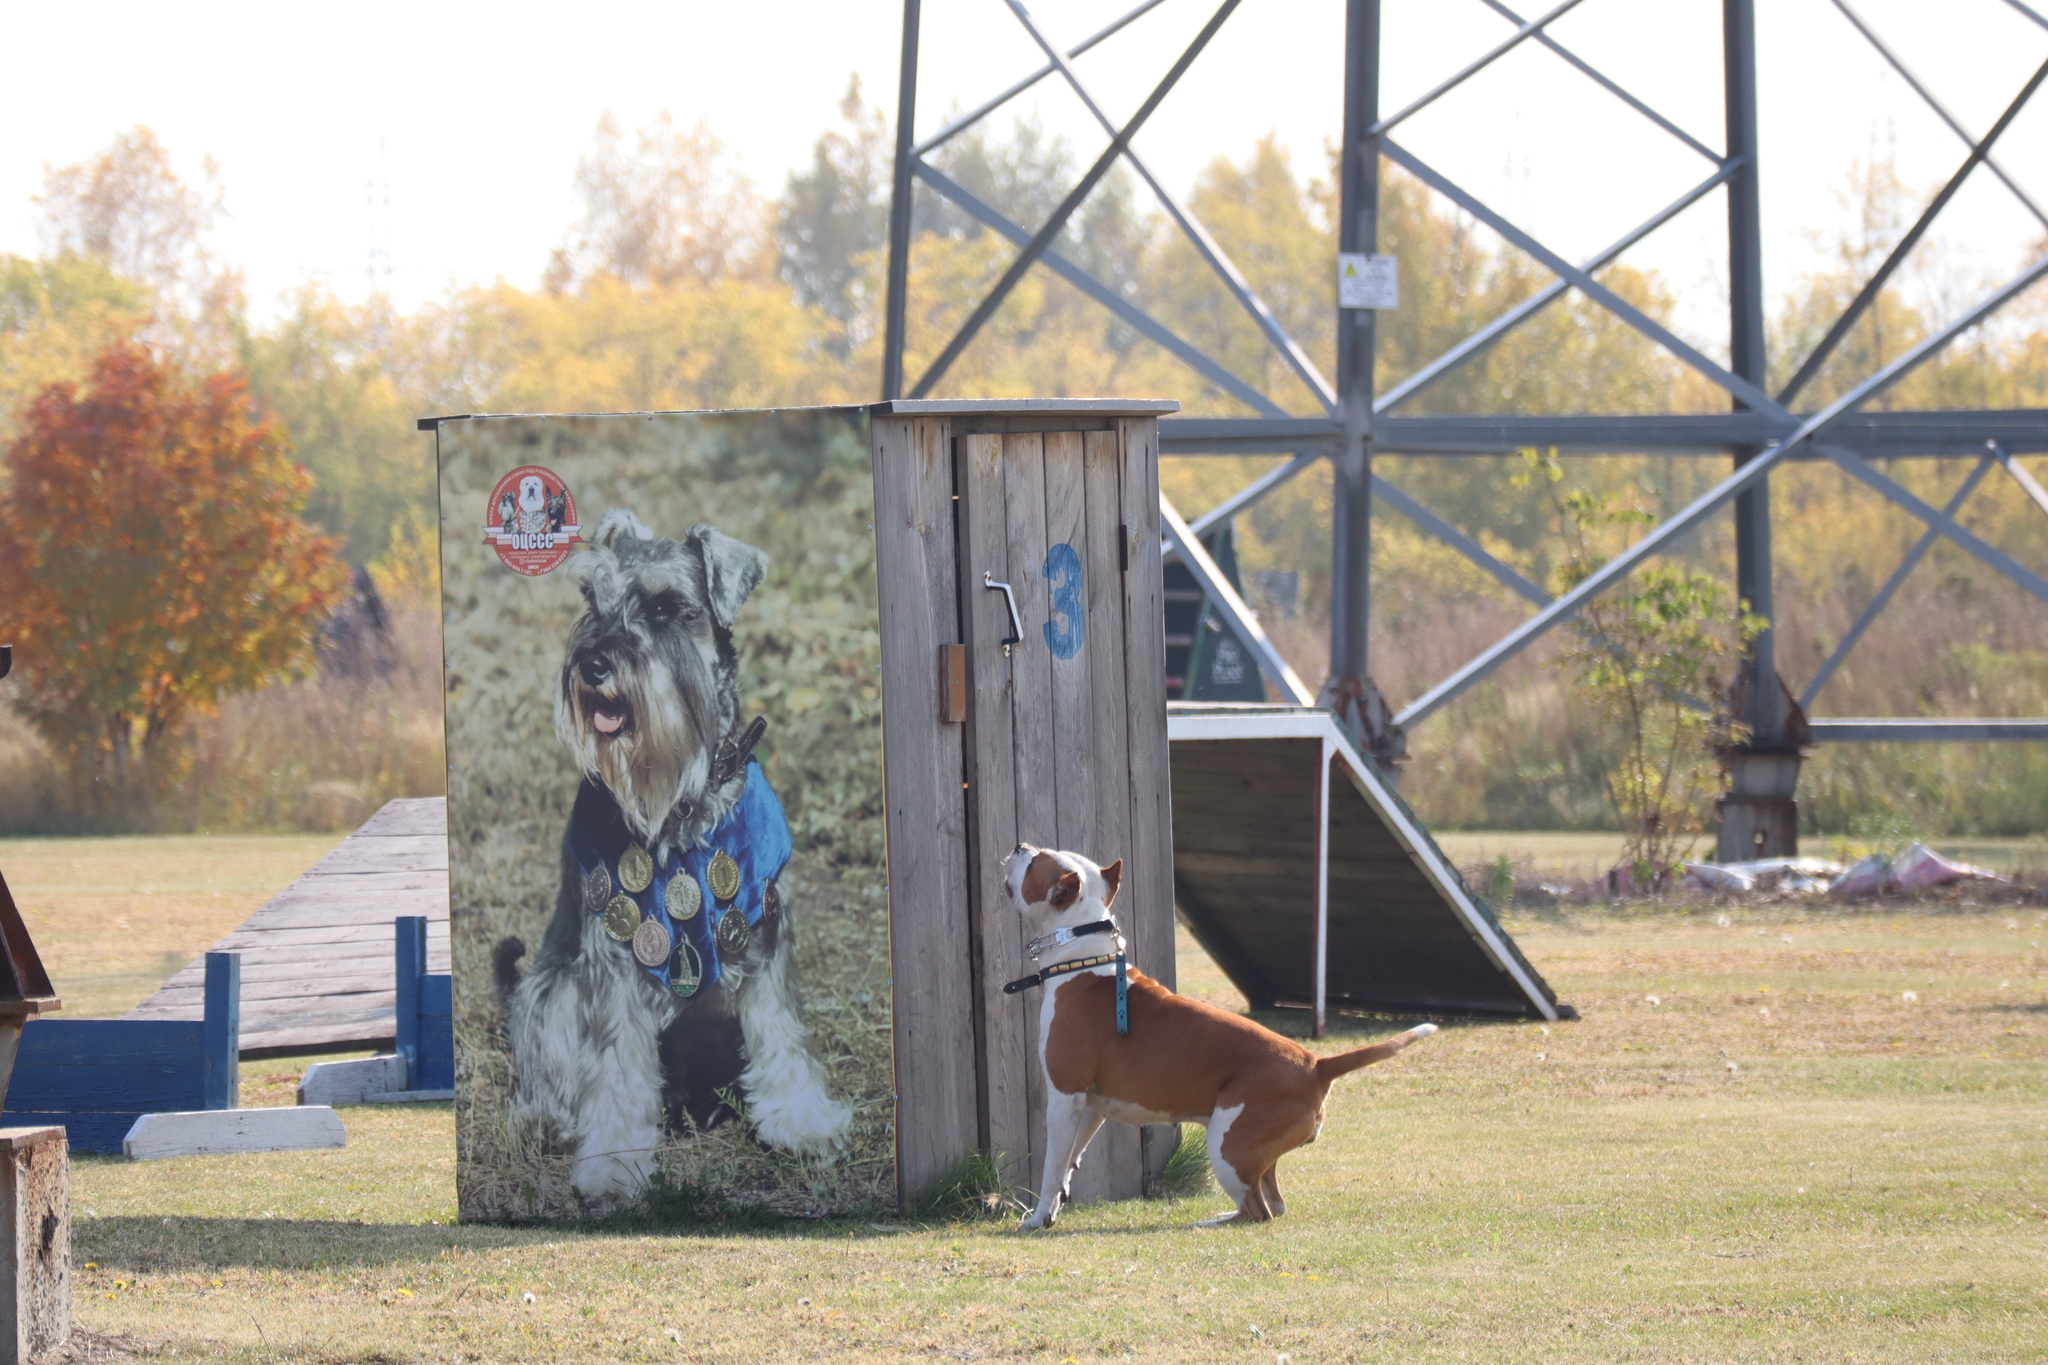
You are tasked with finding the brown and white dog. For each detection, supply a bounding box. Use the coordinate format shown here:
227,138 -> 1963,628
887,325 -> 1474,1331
1003,843 -> 1437,1230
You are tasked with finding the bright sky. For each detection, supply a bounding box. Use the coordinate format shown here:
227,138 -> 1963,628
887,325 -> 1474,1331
2,0 -> 2045,358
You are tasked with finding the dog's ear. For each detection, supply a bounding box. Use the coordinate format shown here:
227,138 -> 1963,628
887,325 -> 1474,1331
1049,869 -> 1082,908
689,525 -> 769,628
594,508 -> 655,547
1098,858 -> 1123,907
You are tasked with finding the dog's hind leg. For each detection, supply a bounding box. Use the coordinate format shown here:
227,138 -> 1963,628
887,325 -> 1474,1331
734,937 -> 852,1159
1260,1166 -> 1286,1218
1019,1093 -> 1101,1232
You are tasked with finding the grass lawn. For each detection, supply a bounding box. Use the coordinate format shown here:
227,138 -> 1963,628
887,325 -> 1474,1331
17,835 -> 2048,1362
1430,831 -> 2041,882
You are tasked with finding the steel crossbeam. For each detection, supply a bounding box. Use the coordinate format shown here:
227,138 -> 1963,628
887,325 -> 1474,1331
910,160 -> 1288,418
1831,0 -> 2048,232
1001,0 -> 1337,413
1477,0 -> 1722,164
904,0 -> 1240,399
881,0 -> 2048,787
1779,53 -> 2048,404
1394,249 -> 2048,730
1798,452 -> 1999,710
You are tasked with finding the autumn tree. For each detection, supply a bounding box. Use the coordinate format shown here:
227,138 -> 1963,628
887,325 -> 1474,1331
35,126 -> 244,359
545,111 -> 766,292
0,340 -> 345,807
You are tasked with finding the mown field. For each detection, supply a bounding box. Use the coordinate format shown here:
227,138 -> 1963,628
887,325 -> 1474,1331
7,835 -> 2044,1363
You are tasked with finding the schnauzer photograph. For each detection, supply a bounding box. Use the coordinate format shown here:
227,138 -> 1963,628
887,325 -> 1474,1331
438,410 -> 892,1220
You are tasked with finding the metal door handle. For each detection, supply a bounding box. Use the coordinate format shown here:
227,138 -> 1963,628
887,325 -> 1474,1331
983,572 -> 1024,655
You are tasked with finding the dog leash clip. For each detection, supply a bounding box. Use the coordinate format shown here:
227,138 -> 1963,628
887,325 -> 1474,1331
983,572 -> 1024,656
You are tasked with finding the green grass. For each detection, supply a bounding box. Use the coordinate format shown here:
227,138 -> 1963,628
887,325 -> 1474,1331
31,836 -> 2048,1361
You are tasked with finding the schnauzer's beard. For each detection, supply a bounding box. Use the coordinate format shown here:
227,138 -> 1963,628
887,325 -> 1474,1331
555,634 -> 722,852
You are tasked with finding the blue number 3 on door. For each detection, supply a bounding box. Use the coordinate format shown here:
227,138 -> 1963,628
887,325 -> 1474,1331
1043,542 -> 1085,660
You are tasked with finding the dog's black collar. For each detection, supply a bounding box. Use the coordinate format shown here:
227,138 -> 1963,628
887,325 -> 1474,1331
1003,952 -> 1119,995
710,716 -> 767,790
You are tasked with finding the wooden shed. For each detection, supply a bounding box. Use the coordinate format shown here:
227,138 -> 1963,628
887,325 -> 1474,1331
870,399 -> 1181,1209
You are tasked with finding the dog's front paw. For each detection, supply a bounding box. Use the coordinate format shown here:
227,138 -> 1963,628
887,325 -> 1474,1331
1017,1210 -> 1053,1233
749,1084 -> 854,1161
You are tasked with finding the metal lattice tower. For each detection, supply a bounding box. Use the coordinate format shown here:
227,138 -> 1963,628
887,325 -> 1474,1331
881,0 -> 2048,857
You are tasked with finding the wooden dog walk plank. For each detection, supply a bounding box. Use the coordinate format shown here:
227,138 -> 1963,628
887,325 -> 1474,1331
125,797 -> 451,1053
1167,705 -> 1563,1026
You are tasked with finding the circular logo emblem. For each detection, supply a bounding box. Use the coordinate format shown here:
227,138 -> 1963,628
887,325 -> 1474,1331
708,850 -> 741,903
484,464 -> 579,575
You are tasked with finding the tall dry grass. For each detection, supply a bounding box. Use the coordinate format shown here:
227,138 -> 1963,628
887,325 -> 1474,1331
0,604 -> 446,835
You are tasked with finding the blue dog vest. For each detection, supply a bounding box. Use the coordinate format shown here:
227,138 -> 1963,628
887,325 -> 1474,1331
568,758 -> 791,996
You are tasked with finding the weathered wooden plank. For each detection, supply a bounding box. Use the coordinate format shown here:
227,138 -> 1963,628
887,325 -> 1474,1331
11,1021 -> 202,1066
872,414 -> 979,1206
227,894 -> 453,929
5,1066 -> 205,1111
1001,432 -> 1058,1203
352,798 -> 447,838
1078,426 -> 1151,1198
302,837 -> 447,876
957,431 -> 1029,1191
252,872 -> 451,899
208,922 -> 446,951
123,1107 -> 347,1161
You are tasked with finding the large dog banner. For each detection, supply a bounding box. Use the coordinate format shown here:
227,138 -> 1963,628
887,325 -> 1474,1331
437,409 -> 890,1219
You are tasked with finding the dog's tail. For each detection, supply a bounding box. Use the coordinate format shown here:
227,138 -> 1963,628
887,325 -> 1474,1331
1313,1023 -> 1438,1084
494,936 -> 527,1005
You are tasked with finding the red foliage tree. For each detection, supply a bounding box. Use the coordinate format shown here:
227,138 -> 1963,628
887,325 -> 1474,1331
0,340 -> 344,802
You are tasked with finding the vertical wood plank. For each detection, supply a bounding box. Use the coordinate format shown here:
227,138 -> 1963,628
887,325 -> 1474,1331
396,917 -> 424,1086
201,952 -> 239,1111
1117,417 -> 1179,1191
1042,432 -> 1095,855
1118,418 -> 1174,983
956,431 -> 1030,1187
873,414 -> 978,1206
1000,432 -> 1057,1201
1064,428 -> 1141,1202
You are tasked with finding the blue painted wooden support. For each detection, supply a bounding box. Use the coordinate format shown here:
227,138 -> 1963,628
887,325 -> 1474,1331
416,973 -> 454,1091
202,951 -> 239,1109
2,951 -> 241,1153
395,916 -> 425,1088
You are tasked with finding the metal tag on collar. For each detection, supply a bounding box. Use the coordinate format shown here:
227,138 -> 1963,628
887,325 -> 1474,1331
1026,916 -> 1119,963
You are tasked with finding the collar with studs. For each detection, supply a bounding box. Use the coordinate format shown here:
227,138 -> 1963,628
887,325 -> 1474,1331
1025,917 -> 1120,963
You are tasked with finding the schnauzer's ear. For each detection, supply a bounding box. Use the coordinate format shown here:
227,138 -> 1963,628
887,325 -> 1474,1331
688,525 -> 769,628
1098,858 -> 1123,907
1049,869 -> 1082,909
594,508 -> 655,547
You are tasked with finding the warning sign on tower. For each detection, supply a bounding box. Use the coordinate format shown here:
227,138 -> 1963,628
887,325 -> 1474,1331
1338,253 -> 1399,309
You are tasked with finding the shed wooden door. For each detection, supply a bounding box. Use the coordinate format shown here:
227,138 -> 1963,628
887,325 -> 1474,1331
955,428 -> 1175,1206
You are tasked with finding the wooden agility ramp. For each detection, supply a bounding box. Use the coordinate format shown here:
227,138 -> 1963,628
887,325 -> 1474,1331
1168,703 -> 1563,1026
126,798 -> 449,1053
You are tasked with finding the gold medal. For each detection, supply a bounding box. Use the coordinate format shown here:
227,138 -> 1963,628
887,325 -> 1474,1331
717,906 -> 749,956
583,864 -> 613,915
762,877 -> 781,924
666,871 -> 701,921
708,850 -> 741,903
632,917 -> 673,968
618,844 -> 655,894
670,941 -> 703,998
603,894 -> 640,942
